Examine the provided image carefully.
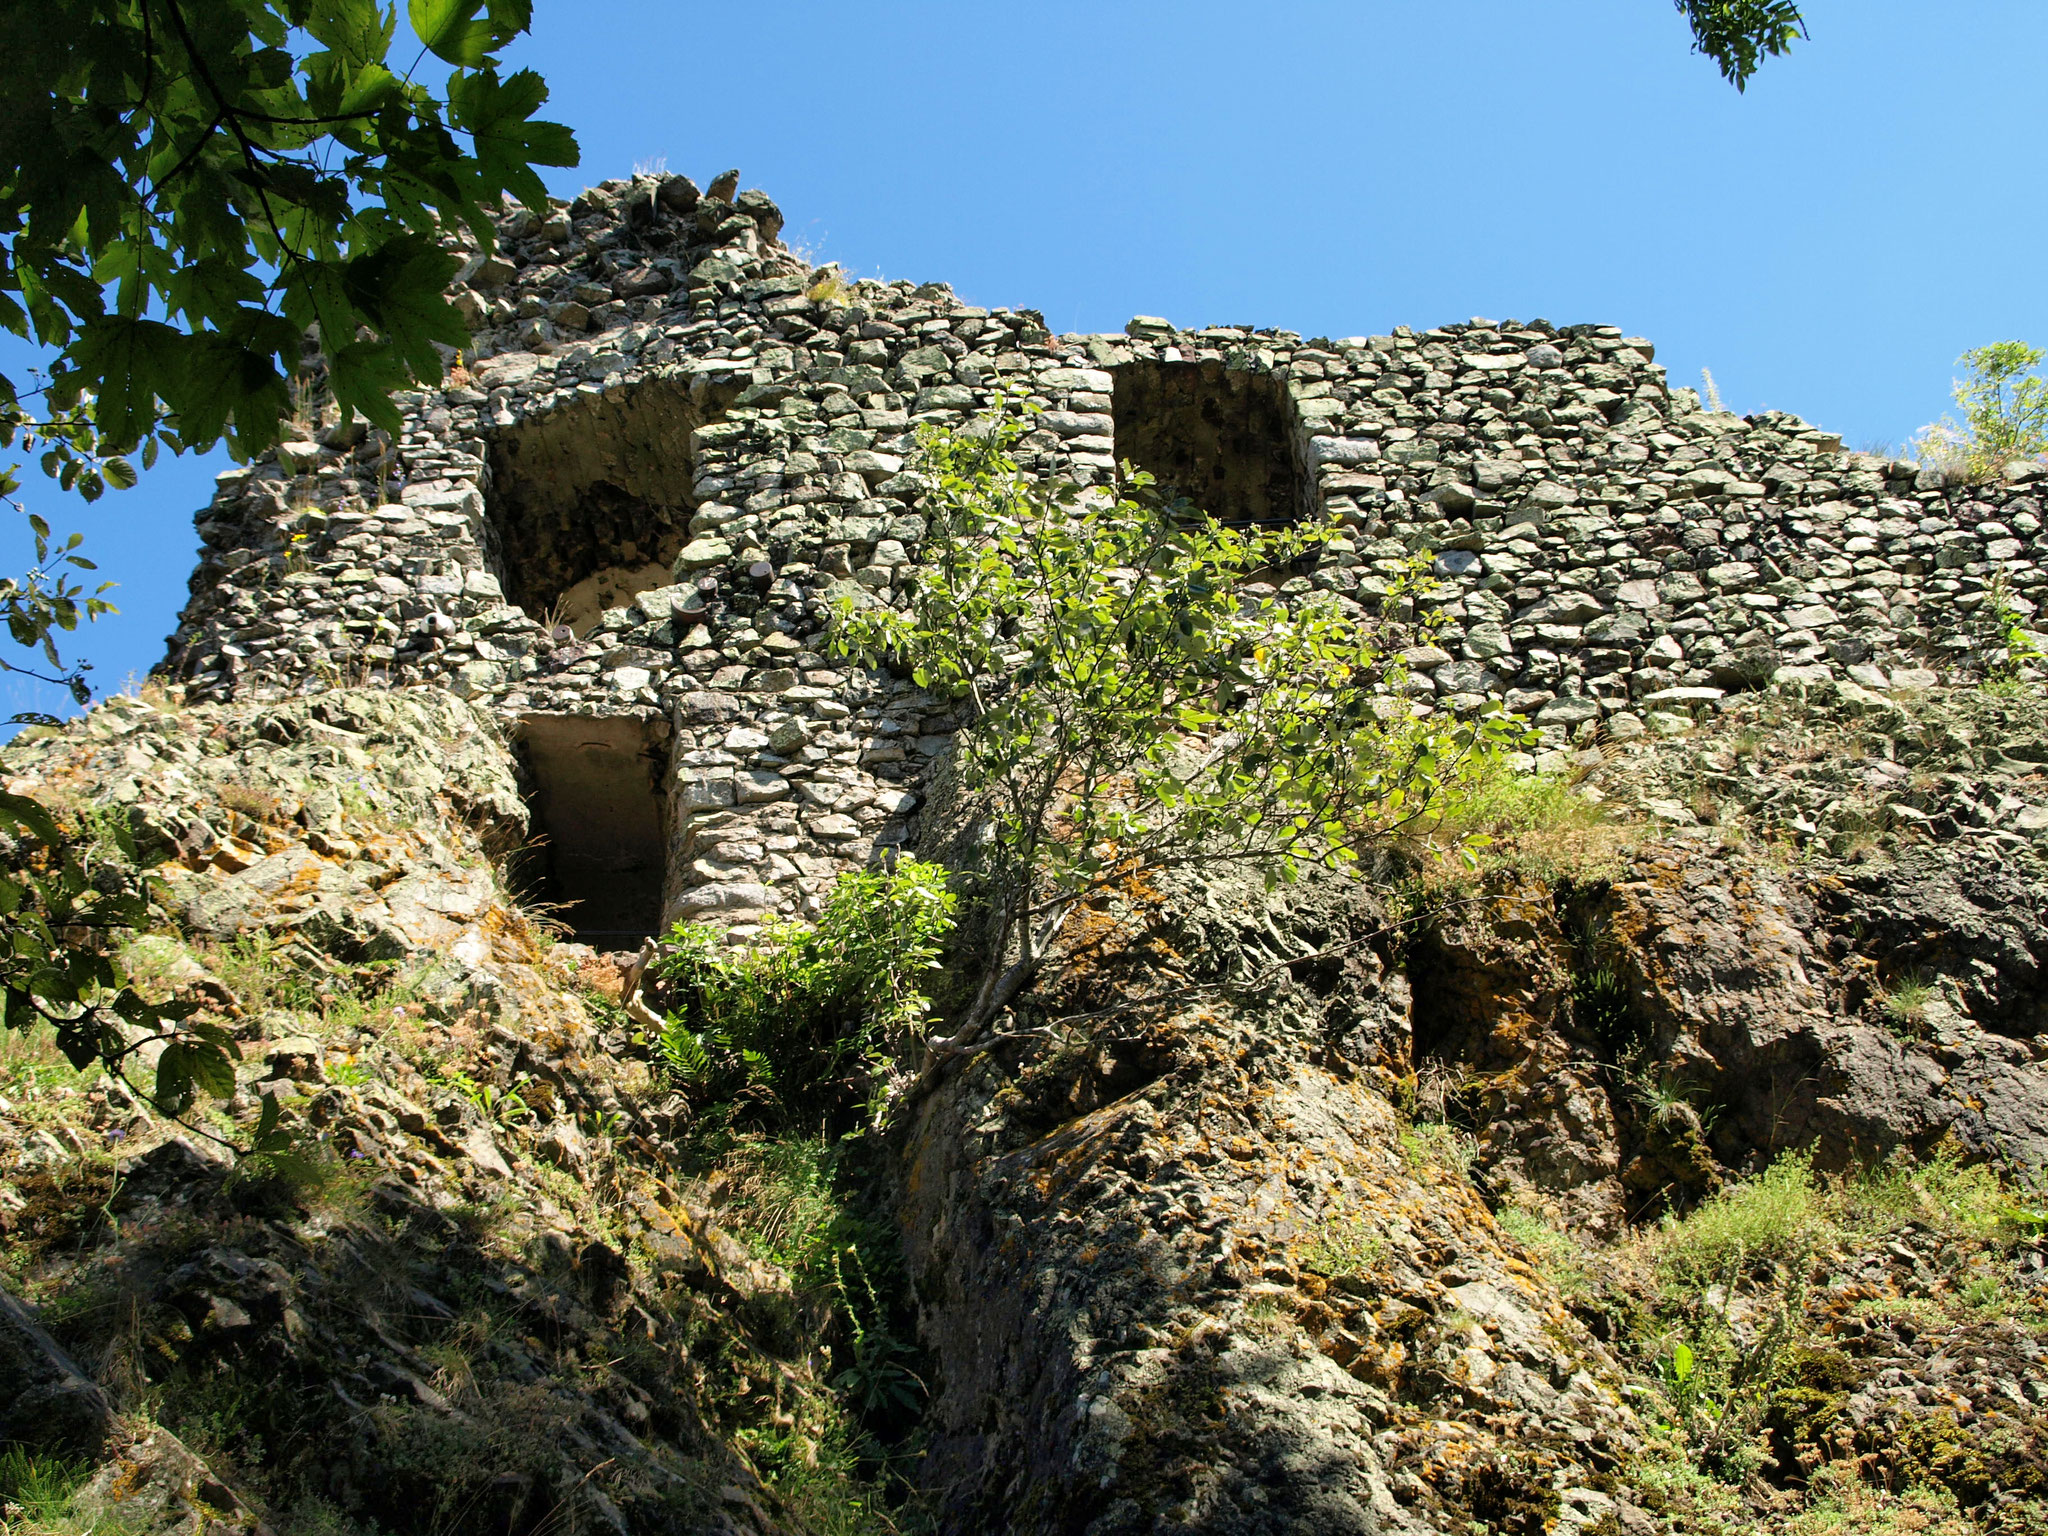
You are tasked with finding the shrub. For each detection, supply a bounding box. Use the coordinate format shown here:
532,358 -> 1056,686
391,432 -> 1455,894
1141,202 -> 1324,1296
1400,1119 -> 1478,1178
1837,1148 -> 2015,1244
652,857 -> 956,1128
1301,1207 -> 1388,1277
1785,1459 -> 1977,1536
831,398 -> 1528,1037
1912,340 -> 2048,482
1404,767 -> 1636,884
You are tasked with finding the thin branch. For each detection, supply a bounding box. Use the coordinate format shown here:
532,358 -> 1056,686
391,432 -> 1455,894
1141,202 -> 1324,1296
156,0 -> 307,275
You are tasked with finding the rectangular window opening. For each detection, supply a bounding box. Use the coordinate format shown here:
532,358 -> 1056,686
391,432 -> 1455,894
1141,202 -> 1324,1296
484,377 -> 740,637
1111,360 -> 1310,527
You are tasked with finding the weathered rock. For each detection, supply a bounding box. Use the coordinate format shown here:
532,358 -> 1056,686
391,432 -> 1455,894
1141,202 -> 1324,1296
900,853 -> 1635,1533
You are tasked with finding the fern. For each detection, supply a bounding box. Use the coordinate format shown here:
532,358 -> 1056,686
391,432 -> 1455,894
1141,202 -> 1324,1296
658,1019 -> 713,1083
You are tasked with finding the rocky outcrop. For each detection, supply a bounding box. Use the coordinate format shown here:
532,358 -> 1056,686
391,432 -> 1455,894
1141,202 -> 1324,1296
899,866 -> 1640,1535
3,669 -> 2046,1535
0,691 -> 825,1536
1411,842 -> 2048,1235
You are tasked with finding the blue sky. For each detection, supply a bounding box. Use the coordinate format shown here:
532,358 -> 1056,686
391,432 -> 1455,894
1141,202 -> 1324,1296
6,0 -> 2046,725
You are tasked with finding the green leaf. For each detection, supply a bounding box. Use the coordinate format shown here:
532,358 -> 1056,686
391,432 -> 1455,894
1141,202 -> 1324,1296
0,791 -> 62,845
409,0 -> 496,66
326,340 -> 410,433
68,317 -> 182,449
168,333 -> 291,453
154,1044 -> 197,1114
338,61 -> 402,115
341,236 -> 465,381
446,67 -> 579,209
185,1039 -> 238,1100
254,1092 -> 282,1146
306,0 -> 399,63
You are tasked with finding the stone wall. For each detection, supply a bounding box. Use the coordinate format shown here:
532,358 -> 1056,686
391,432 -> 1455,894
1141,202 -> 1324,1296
157,170 -> 2048,935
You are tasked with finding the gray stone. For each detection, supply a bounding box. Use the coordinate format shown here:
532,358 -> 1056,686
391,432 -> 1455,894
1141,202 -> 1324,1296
1432,549 -> 1481,578
675,538 -> 732,572
1306,436 -> 1381,467
1642,686 -> 1726,707
674,882 -> 774,919
736,770 -> 791,804
675,772 -> 735,811
1537,696 -> 1602,726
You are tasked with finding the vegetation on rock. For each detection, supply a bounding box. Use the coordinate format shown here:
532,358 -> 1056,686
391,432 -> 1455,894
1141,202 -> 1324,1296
1914,342 -> 2048,486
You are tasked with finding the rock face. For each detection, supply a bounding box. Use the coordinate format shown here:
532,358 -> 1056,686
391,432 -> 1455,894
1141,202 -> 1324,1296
0,692 -> 808,1536
1412,844 -> 2048,1235
885,691 -> 2048,1531
2,665 -> 2046,1536
900,867 -> 1638,1535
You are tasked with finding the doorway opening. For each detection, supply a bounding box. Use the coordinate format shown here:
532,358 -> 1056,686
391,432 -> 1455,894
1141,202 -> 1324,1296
516,714 -> 669,947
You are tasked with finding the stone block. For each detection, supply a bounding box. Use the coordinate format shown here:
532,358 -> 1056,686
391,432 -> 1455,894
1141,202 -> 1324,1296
675,773 -> 735,811
674,883 -> 774,920
1641,686 -> 1726,707
675,538 -> 732,572
1536,697 -> 1600,726
1307,436 -> 1381,467
738,770 -> 792,804
1432,549 -> 1481,577
635,585 -> 696,621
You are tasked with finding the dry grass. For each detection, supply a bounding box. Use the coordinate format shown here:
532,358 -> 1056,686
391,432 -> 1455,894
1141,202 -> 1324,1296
1402,766 -> 1641,886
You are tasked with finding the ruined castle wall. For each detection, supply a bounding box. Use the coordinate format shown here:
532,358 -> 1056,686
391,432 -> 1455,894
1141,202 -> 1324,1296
158,172 -> 2048,935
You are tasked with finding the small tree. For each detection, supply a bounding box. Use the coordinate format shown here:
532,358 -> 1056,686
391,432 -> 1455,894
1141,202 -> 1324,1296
1914,342 -> 2048,482
1954,342 -> 2048,466
832,402 -> 1526,1042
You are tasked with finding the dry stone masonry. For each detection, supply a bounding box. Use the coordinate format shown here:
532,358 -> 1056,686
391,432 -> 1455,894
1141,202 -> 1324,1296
158,170 -> 2048,943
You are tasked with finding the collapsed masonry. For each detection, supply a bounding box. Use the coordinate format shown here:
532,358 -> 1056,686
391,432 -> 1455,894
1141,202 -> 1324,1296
158,171 -> 2048,942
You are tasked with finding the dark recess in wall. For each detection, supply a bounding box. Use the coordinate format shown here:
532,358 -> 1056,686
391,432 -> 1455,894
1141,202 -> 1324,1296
484,377 -> 738,630
1112,361 -> 1309,526
515,714 -> 669,946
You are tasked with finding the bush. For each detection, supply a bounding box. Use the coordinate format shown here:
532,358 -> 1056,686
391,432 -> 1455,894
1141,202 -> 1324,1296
1837,1147 -> 2015,1244
1404,765 -> 1637,888
831,399 -> 1528,1037
651,858 -> 956,1128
